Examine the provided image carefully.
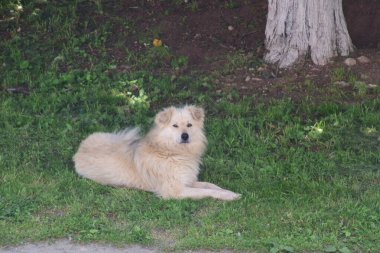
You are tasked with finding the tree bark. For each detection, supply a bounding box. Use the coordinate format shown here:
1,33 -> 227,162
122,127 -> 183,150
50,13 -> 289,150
264,0 -> 354,68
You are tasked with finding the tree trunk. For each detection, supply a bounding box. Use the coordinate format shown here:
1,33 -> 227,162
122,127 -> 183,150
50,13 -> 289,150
264,0 -> 354,68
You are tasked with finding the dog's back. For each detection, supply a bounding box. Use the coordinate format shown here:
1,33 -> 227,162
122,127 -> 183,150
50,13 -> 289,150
73,128 -> 145,187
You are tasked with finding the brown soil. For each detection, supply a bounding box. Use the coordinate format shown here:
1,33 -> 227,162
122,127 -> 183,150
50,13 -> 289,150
3,0 -> 379,102
117,0 -> 380,103
344,0 -> 380,48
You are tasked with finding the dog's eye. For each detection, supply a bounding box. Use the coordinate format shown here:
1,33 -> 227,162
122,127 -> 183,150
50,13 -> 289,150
172,124 -> 178,128
187,123 -> 192,127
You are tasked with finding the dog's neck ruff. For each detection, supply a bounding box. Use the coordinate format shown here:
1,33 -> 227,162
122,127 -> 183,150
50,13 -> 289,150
142,139 -> 202,159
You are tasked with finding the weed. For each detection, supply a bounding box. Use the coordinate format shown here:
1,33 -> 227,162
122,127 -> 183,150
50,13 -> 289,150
221,53 -> 249,74
224,0 -> 240,9
347,71 -> 358,85
0,0 -> 23,25
331,67 -> 345,82
219,52 -> 262,75
92,0 -> 103,14
187,0 -> 199,11
171,55 -> 188,69
304,120 -> 325,140
353,81 -> 368,97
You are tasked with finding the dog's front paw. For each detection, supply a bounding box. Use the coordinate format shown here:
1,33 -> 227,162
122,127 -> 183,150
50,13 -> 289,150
218,190 -> 241,201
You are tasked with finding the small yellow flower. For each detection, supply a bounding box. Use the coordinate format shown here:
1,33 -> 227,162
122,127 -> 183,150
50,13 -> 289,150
152,39 -> 162,47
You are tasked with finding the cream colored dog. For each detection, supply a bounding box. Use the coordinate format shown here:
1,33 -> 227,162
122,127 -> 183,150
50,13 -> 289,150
73,105 -> 240,201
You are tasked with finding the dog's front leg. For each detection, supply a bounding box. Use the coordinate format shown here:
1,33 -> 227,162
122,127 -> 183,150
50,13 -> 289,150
192,181 -> 223,190
175,187 -> 240,201
192,182 -> 241,199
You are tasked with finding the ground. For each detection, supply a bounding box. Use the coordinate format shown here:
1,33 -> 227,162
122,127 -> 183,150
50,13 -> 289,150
2,0 -> 380,100
0,240 -> 233,253
78,0 -> 380,102
1,240 -> 157,253
1,0 -> 380,252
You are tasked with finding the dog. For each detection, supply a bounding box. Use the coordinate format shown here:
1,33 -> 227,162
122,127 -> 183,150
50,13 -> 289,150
73,105 -> 240,201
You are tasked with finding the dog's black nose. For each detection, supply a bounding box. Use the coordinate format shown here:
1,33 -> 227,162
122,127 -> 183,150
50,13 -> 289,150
181,133 -> 189,141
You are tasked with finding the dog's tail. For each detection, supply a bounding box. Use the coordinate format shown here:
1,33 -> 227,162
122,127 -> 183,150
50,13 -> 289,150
115,127 -> 141,144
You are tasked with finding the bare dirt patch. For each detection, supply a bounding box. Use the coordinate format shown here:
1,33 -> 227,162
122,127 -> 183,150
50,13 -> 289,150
97,0 -> 380,103
217,50 -> 380,103
0,240 -> 236,253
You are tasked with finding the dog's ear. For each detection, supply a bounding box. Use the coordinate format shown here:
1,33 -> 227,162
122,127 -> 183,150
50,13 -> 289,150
186,105 -> 205,122
155,107 -> 175,126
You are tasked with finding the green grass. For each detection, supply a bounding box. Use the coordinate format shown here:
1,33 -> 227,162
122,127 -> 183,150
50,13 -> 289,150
1,1 -> 380,252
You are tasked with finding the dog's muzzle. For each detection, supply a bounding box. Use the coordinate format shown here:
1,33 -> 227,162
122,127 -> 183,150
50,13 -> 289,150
181,132 -> 189,143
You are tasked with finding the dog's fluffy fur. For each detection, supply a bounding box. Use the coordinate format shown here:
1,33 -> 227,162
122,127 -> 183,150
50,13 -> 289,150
73,105 -> 240,201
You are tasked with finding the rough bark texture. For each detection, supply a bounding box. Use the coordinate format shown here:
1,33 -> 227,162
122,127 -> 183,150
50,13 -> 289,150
265,0 -> 354,68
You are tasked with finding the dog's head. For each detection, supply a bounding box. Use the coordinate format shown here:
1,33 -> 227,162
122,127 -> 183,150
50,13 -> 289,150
152,105 -> 206,150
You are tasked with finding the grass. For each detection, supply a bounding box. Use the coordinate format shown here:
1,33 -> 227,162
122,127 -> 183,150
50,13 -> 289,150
1,1 -> 380,252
